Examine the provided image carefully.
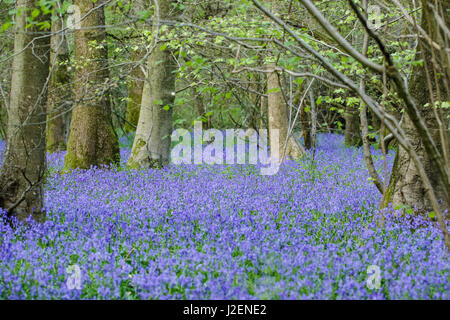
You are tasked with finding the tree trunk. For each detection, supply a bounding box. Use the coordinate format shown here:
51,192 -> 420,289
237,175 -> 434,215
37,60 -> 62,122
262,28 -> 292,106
260,84 -> 268,129
267,65 -> 305,161
124,0 -> 149,133
248,72 -> 263,130
0,102 -> 6,140
294,87 -> 312,150
124,48 -> 146,133
127,0 -> 180,169
192,86 -> 211,130
344,107 -> 362,147
47,14 -> 70,153
300,102 -> 311,150
65,0 -> 120,169
0,0 -> 51,222
382,0 -> 450,215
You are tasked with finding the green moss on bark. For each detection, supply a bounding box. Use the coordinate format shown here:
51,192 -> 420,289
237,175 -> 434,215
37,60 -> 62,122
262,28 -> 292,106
124,84 -> 142,133
381,150 -> 399,209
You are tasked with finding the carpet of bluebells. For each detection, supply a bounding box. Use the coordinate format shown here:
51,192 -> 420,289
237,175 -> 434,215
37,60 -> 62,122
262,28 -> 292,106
0,134 -> 448,300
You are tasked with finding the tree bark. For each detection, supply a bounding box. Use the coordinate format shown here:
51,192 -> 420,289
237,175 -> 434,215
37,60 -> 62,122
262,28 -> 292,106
294,87 -> 311,150
344,107 -> 362,147
65,0 -> 120,169
124,48 -> 146,133
124,0 -> 149,133
0,103 -> 6,140
127,0 -> 180,168
192,86 -> 211,130
382,0 -> 450,215
0,0 -> 51,222
267,65 -> 305,161
47,14 -> 70,153
359,0 -> 385,195
248,72 -> 263,130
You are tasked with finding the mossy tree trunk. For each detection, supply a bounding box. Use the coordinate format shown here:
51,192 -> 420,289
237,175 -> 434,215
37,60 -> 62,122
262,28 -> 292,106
344,107 -> 362,147
0,102 -> 6,140
124,48 -> 146,133
65,0 -> 119,169
0,0 -> 51,222
382,0 -> 449,215
47,14 -> 70,153
300,100 -> 311,150
127,0 -> 180,169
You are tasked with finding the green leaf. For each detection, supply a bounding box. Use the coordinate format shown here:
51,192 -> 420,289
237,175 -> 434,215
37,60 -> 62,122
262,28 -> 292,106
174,118 -> 186,125
31,8 -> 40,19
266,87 -> 280,94
294,78 -> 304,85
1,22 -> 11,32
316,96 -> 323,105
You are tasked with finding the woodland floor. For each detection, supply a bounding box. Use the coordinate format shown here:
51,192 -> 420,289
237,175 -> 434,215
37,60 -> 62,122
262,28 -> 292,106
0,134 -> 448,299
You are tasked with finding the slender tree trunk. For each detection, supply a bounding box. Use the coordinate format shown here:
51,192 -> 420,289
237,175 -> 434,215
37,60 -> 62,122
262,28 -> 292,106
0,103 -> 6,140
47,14 -> 70,153
192,86 -> 211,130
127,0 -> 180,168
371,109 -> 381,132
193,87 -> 204,119
248,72 -> 263,130
124,48 -> 146,133
300,101 -> 311,150
310,87 -> 317,156
359,0 -> 385,195
65,0 -> 120,169
267,65 -> 305,161
383,0 -> 450,215
294,87 -> 312,150
260,84 -> 268,129
0,0 -> 51,222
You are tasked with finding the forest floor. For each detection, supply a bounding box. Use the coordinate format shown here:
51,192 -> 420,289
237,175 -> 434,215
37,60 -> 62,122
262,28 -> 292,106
0,134 -> 448,299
